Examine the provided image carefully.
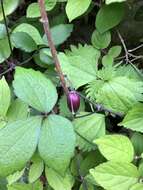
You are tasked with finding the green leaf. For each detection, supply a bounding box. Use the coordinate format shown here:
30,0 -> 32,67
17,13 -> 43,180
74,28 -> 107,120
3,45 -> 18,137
11,32 -> 37,52
66,0 -> 92,22
0,116 -> 42,177
38,115 -> 76,174
91,30 -> 111,49
130,183 -> 143,190
26,0 -> 57,18
0,0 -> 19,21
0,77 -> 11,117
7,99 -> 29,122
43,24 -> 73,46
95,77 -> 143,114
119,103 -> 143,132
0,24 -> 7,39
8,181 -> 43,190
45,167 -> 74,190
106,0 -> 126,5
7,169 -> 25,185
96,3 -> 125,33
59,44 -> 100,89
59,94 -> 85,118
108,46 -> 122,58
0,37 -> 11,63
13,67 -> 58,113
0,178 -> 7,190
73,113 -> 105,151
29,152 -> 44,183
90,161 -> 139,190
131,132 -> 143,156
39,48 -> 53,65
13,24 -> 43,45
94,135 -> 134,162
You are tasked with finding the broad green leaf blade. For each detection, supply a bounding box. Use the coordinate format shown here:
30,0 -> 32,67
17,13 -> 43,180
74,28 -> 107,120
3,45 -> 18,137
0,0 -> 19,21
13,24 -> 43,45
106,0 -> 126,5
119,103 -> 143,132
29,152 -> 44,183
91,30 -> 111,49
0,116 -> 42,177
94,135 -> 134,162
73,113 -> 105,151
130,183 -> 143,190
96,77 -> 143,114
13,67 -> 58,113
59,44 -> 100,89
45,167 -> 74,190
26,0 -> 57,18
66,0 -> 92,22
7,99 -> 29,122
0,77 -> 11,117
90,161 -> 139,190
0,24 -> 7,39
38,115 -> 76,174
7,169 -> 25,185
131,132 -> 143,156
96,3 -> 125,33
43,24 -> 73,46
11,32 -> 37,52
0,37 -> 11,63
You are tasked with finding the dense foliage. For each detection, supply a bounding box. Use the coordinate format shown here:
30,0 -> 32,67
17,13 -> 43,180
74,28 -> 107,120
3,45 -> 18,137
0,0 -> 143,189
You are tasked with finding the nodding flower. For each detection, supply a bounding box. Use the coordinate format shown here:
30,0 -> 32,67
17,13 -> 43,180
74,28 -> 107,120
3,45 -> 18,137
67,90 -> 80,114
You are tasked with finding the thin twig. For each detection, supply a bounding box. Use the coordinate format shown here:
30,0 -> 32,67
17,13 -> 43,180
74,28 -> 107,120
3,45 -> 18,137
78,92 -> 124,117
0,0 -> 13,56
128,44 -> 143,53
38,0 -> 69,95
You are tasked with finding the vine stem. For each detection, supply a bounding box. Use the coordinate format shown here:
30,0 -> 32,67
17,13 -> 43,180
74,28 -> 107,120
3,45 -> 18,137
0,0 -> 13,56
38,0 -> 69,95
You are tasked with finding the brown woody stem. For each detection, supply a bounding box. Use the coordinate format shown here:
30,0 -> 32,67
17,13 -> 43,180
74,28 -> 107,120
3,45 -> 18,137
38,0 -> 69,95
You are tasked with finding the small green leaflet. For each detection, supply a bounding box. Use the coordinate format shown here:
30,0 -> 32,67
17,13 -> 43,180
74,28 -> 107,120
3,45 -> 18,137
66,0 -> 92,22
119,103 -> 143,132
0,0 -> 19,21
0,77 -> 11,117
91,30 -> 111,49
108,46 -> 122,58
73,113 -> 105,151
26,0 -> 57,18
90,161 -> 139,190
8,181 -> 43,190
7,169 -> 25,185
13,67 -> 58,113
13,23 -> 43,45
96,3 -> 125,33
29,152 -> 44,183
45,167 -> 74,190
38,114 -> 76,175
11,32 -> 37,52
0,116 -> 42,177
43,24 -> 73,46
7,98 -> 29,122
0,37 -> 11,63
94,135 -> 134,162
131,132 -> 143,156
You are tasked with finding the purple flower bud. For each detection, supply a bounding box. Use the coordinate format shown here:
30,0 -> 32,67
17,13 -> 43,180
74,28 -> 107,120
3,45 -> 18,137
67,91 -> 80,114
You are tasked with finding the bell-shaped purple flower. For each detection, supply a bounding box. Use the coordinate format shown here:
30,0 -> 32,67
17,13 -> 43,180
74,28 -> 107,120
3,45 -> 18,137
67,90 -> 80,114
